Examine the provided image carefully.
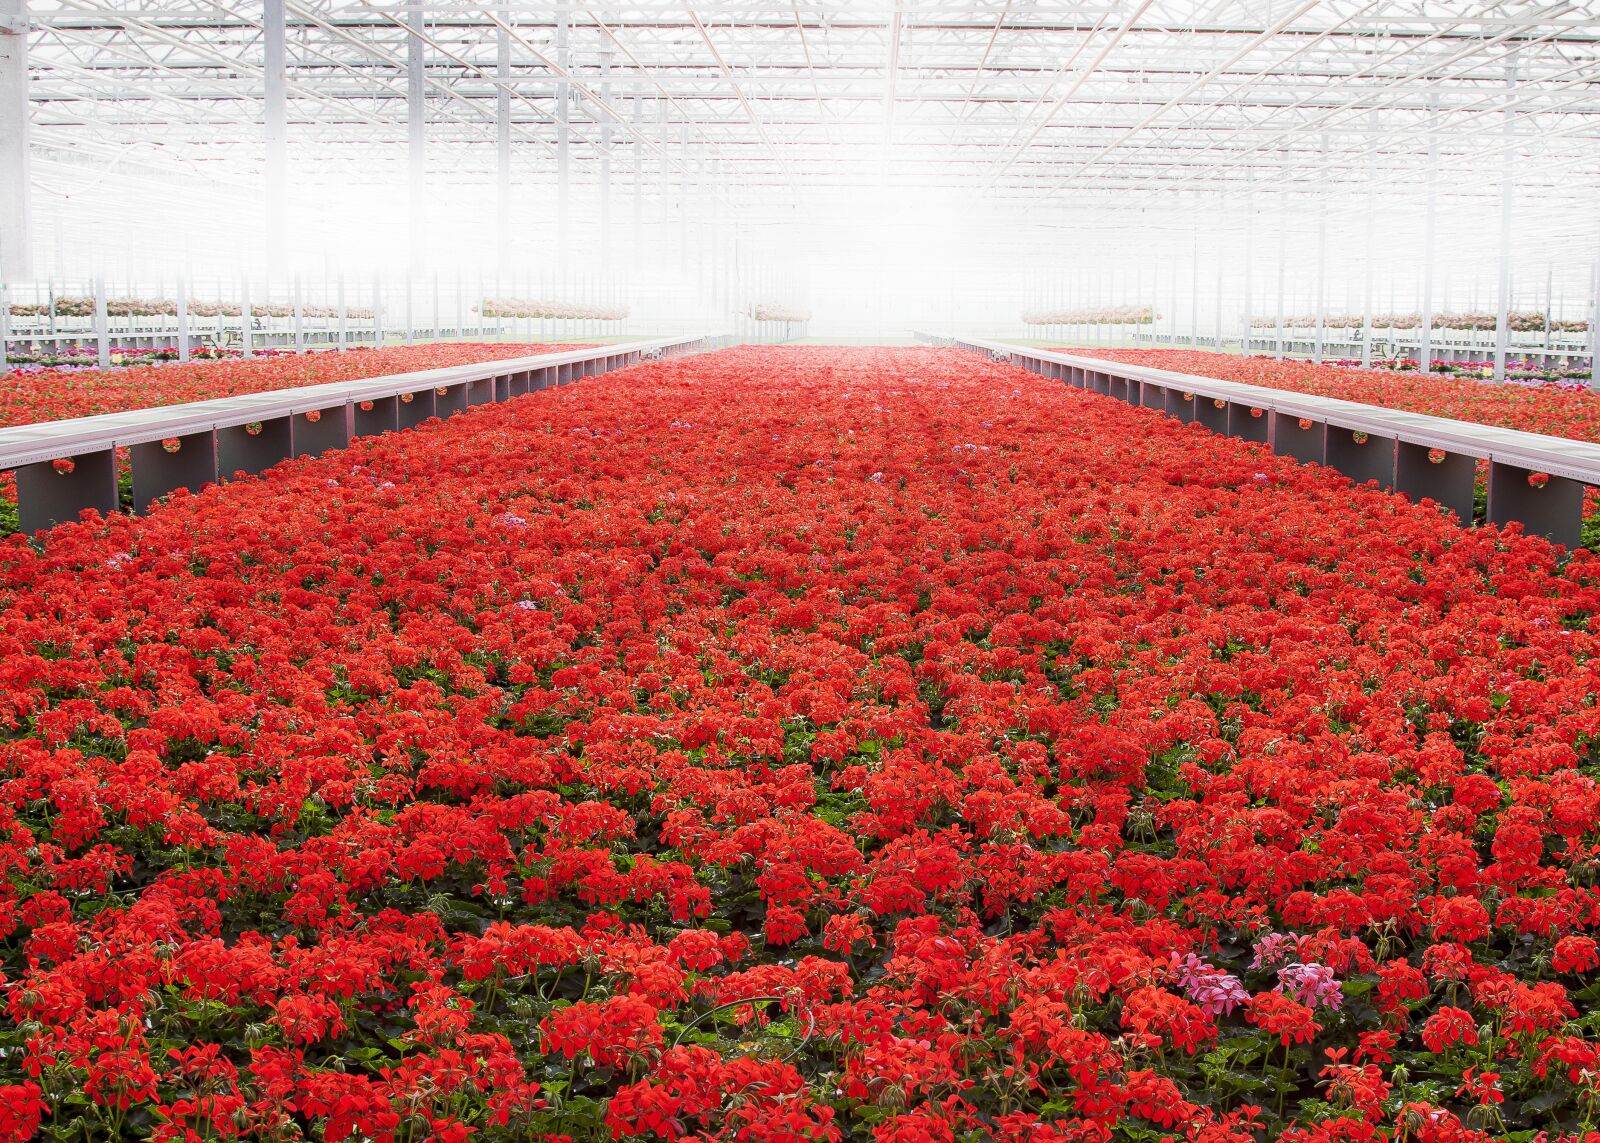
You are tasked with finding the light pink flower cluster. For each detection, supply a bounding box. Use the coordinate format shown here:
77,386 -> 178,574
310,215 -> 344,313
1169,952 -> 1249,1017
1277,962 -> 1344,1012
1251,932 -> 1303,971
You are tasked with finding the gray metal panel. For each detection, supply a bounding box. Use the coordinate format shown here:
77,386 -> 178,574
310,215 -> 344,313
16,449 -> 118,532
130,431 -> 218,512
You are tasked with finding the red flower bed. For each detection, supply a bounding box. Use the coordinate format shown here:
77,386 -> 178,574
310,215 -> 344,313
0,344 -> 594,428
3,346 -> 1599,1142
1055,347 -> 1600,443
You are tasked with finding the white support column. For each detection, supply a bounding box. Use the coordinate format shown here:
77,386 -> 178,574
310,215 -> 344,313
0,0 -> 32,284
1590,230 -> 1599,387
679,120 -> 689,277
94,277 -> 109,367
1419,99 -> 1437,375
495,9 -> 511,268
555,4 -> 570,284
176,277 -> 191,362
1493,62 -> 1516,384
1241,179 -> 1254,356
407,2 -> 426,274
1313,135 -> 1327,364
1313,205 -> 1326,364
1362,110 -> 1376,369
241,277 -> 253,360
1213,225 -> 1223,351
632,95 -> 644,256
404,274 -> 414,346
293,275 -> 305,352
598,50 -> 612,276
657,101 -> 671,257
263,0 -> 288,279
1544,265 -> 1553,356
1168,243 -> 1179,348
1190,220 -> 1200,348
1274,190 -> 1286,361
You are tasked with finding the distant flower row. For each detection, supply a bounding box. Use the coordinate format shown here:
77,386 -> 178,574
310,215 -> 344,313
748,303 -> 812,322
1329,357 -> 1592,385
1,346 -> 288,371
1023,305 -> 1156,325
1062,345 -> 1600,442
0,342 -> 592,427
476,297 -> 629,321
9,297 -> 375,319
1251,310 -> 1589,333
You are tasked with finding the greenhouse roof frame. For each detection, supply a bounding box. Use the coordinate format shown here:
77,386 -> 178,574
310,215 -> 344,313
8,0 -> 1600,276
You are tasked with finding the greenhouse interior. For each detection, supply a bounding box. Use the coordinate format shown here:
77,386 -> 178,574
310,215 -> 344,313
3,2 -> 1600,1141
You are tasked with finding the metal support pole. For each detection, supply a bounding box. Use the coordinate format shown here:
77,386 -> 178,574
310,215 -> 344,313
555,4 -> 570,284
1590,233 -> 1600,387
657,100 -> 671,257
407,1 -> 426,274
94,277 -> 110,368
1241,180 -> 1254,356
1214,222 -> 1224,350
1419,99 -> 1438,375
1190,221 -> 1200,348
679,121 -> 689,277
404,274 -> 414,346
0,0 -> 32,284
241,277 -> 253,360
632,95 -> 644,257
1168,244 -> 1178,348
337,274 -> 347,351
495,9 -> 511,269
1493,62 -> 1516,384
599,50 -> 612,277
1362,110 -> 1376,369
293,275 -> 305,352
1274,191 -> 1287,361
1314,197 -> 1327,363
176,277 -> 191,362
263,0 -> 288,279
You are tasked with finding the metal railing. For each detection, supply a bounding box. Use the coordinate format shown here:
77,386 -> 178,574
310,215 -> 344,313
2,335 -> 722,533
918,333 -> 1600,549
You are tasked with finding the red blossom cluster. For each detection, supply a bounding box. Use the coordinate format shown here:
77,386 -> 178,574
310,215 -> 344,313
2,347 -> 1600,1141
1056,347 -> 1600,444
0,343 -> 593,428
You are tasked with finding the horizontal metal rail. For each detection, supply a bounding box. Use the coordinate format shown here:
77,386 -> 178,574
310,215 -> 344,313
2,335 -> 722,534
917,332 -> 1599,549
